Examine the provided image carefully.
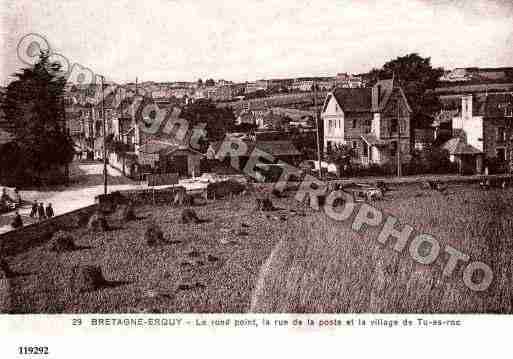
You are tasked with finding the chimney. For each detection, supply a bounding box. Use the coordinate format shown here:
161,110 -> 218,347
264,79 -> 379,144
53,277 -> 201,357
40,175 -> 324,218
461,94 -> 473,120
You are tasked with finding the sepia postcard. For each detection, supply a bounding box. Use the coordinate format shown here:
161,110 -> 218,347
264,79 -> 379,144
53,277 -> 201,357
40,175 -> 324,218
1,0 -> 513,357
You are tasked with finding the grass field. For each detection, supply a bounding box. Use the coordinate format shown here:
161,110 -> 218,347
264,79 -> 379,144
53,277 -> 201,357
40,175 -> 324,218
3,183 -> 513,313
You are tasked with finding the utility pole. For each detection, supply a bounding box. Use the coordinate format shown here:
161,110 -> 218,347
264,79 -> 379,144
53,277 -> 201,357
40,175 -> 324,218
313,80 -> 323,180
101,75 -> 108,195
63,95 -> 70,183
396,95 -> 402,177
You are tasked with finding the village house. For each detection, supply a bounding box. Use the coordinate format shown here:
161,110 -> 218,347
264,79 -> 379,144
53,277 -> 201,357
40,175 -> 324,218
335,73 -> 364,88
321,79 -> 412,166
206,139 -> 302,176
449,92 -> 513,172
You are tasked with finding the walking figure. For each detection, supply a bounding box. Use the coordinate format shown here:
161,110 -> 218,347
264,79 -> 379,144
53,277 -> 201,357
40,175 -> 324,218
37,202 -> 46,220
30,201 -> 38,218
12,188 -> 21,205
45,203 -> 54,218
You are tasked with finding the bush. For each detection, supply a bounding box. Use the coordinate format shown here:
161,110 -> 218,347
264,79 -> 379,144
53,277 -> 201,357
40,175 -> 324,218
485,157 -> 507,174
408,147 -> 458,175
181,209 -> 201,224
71,265 -> 107,292
207,180 -> 245,199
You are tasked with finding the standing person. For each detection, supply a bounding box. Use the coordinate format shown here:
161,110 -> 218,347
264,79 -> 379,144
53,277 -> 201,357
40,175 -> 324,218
45,203 -> 54,218
30,201 -> 38,218
37,202 -> 46,220
11,210 -> 23,229
12,188 -> 21,205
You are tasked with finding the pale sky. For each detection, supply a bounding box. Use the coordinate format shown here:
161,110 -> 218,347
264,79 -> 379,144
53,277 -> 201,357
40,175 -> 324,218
1,0 -> 512,85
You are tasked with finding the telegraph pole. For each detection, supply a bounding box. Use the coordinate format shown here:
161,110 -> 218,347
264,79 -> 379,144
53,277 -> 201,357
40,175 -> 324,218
396,94 -> 402,177
101,75 -> 108,195
313,80 -> 323,180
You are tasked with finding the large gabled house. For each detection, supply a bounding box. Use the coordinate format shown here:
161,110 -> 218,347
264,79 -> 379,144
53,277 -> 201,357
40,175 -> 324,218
321,79 -> 412,166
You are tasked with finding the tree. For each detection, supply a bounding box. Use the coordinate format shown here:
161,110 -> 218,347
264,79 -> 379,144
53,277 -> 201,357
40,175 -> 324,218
366,53 -> 445,128
2,51 -> 75,185
197,78 -> 203,87
205,78 -> 215,87
180,99 -> 235,143
327,143 -> 354,171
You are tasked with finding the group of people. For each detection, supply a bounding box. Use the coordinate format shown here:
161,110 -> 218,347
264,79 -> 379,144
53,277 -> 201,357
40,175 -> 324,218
1,188 -> 56,230
29,201 -> 54,220
9,200 -> 55,230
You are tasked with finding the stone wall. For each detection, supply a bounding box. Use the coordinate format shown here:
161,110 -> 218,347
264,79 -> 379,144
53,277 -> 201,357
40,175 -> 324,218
0,204 -> 98,257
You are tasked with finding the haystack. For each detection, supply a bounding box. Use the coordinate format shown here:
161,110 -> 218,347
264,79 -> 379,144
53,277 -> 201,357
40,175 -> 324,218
256,197 -> 276,211
272,188 -> 287,198
71,265 -> 107,292
49,231 -> 77,252
87,212 -> 109,232
421,181 -> 433,190
145,221 -> 166,246
182,208 -> 201,224
117,203 -> 137,221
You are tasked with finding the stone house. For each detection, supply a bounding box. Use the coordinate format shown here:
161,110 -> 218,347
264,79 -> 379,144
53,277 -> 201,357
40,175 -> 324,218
451,93 -> 513,170
321,79 -> 412,166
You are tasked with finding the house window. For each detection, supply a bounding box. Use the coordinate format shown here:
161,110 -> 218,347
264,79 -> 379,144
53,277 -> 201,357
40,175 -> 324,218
497,127 -> 506,142
390,141 -> 398,156
505,107 -> 513,117
497,148 -> 506,161
399,119 -> 406,134
363,119 -> 371,134
327,141 -> 333,154
390,118 -> 398,134
352,119 -> 357,129
362,143 -> 368,157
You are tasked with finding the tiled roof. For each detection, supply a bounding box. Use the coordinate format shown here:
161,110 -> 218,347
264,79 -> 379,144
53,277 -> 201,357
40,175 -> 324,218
482,93 -> 513,118
332,88 -> 372,113
331,79 -> 411,114
210,140 -> 301,157
138,141 -> 175,154
252,140 -> 301,157
442,137 -> 482,155
160,146 -> 204,157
